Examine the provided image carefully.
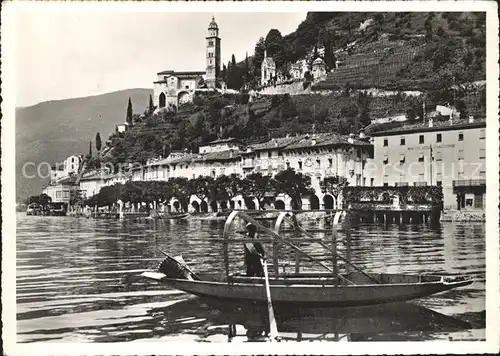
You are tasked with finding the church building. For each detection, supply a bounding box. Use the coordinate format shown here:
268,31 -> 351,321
260,50 -> 276,86
153,16 -> 222,109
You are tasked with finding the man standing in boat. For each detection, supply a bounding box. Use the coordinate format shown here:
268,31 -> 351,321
244,223 -> 266,277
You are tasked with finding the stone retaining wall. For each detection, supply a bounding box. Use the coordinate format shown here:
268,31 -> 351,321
440,210 -> 485,222
258,81 -> 311,96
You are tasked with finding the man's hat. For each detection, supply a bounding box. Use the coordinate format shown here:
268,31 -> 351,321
246,223 -> 257,233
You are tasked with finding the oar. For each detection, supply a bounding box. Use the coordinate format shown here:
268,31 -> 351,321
261,258 -> 279,341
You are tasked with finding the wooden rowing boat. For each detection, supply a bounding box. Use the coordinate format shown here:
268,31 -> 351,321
166,213 -> 189,220
141,270 -> 473,307
141,210 -> 473,307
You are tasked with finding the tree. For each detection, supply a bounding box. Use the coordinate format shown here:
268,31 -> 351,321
28,195 -> 40,205
405,97 -> 423,121
87,184 -> 122,207
320,175 -> 349,200
148,94 -> 154,112
119,182 -> 140,205
244,52 -> 250,86
253,36 -> 266,79
273,168 -> 313,210
87,140 -> 92,160
373,13 -> 384,25
222,64 -> 227,84
214,174 -> 242,201
425,18 -> 433,40
38,193 -> 52,206
70,190 -> 84,207
95,132 -> 102,152
228,54 -> 241,90
168,178 -> 190,212
126,97 -> 133,125
356,92 -> 372,129
323,29 -> 336,71
187,176 -> 217,202
265,29 -> 284,68
240,172 -> 275,210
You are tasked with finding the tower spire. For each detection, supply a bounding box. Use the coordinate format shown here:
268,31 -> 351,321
206,15 -> 221,89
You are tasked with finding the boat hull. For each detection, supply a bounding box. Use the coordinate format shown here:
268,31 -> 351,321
141,272 -> 473,307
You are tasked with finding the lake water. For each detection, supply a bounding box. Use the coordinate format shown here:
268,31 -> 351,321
16,213 -> 485,342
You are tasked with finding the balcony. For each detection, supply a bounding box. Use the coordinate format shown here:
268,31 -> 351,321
452,179 -> 486,187
413,182 -> 428,187
241,159 -> 255,169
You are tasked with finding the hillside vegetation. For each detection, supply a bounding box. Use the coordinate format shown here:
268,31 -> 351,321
101,85 -> 485,169
16,89 -> 153,199
229,12 -> 485,92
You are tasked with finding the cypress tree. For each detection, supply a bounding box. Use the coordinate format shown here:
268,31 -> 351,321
244,52 -> 250,84
95,132 -> 102,151
88,140 -> 92,158
231,54 -> 238,89
226,61 -> 232,89
148,94 -> 154,111
126,97 -> 133,125
222,64 -> 227,84
323,30 -> 335,71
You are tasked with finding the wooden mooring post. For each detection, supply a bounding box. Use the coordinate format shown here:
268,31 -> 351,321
332,220 -> 338,286
345,213 -> 352,275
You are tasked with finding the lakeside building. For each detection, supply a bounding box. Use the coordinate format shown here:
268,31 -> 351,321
43,154 -> 85,203
53,114 -> 484,213
153,16 -> 222,109
50,155 -> 83,184
369,116 -> 486,210
242,132 -> 373,209
132,141 -> 242,182
79,169 -> 131,200
79,171 -> 105,199
126,132 -> 373,212
42,175 -> 80,204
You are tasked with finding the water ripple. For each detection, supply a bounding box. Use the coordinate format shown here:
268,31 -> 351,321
16,214 -> 485,342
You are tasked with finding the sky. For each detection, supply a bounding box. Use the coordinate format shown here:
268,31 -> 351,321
15,11 -> 306,107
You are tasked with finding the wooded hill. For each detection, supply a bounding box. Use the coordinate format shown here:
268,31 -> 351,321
101,85 -> 485,169
226,12 -> 485,92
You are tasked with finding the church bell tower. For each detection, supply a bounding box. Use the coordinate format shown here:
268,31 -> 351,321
205,16 -> 221,88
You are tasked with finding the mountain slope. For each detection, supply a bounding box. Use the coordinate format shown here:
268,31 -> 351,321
16,88 -> 153,200
236,12 -> 485,91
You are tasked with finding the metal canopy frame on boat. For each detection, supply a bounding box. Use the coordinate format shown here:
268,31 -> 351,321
221,209 -> 377,286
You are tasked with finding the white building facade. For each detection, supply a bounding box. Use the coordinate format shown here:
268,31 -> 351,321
153,17 -> 222,108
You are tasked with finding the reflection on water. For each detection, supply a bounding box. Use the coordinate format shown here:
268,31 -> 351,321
16,213 -> 485,342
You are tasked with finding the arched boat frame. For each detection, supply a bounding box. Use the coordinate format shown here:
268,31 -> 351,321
221,210 -> 375,286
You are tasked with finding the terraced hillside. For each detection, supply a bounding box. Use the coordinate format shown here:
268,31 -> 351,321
313,40 -> 423,90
